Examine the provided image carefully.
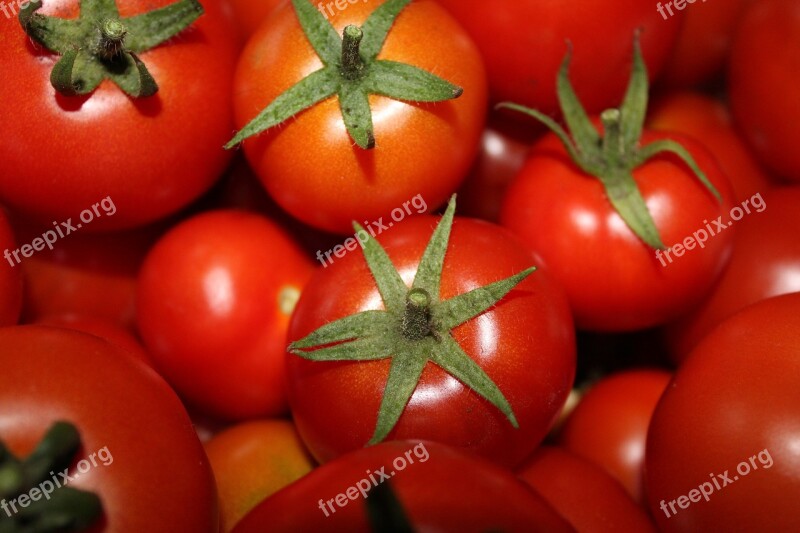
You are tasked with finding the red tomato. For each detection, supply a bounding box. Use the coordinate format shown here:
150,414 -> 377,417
0,208 -> 22,326
646,293 -> 800,531
648,92 -> 774,204
232,0 -> 487,234
501,131 -> 736,331
0,0 -> 238,230
435,0 -> 681,116
558,369 -> 672,504
287,214 -> 575,467
518,446 -> 656,532
729,0 -> 800,182
0,326 -> 218,531
234,440 -> 573,533
664,187 -> 800,361
227,0 -> 285,39
137,210 -> 314,420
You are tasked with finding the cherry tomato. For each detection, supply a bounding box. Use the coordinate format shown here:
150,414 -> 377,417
0,208 -> 22,326
136,210 -> 314,420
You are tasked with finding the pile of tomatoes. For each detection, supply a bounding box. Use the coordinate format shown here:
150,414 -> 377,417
1,0 -> 798,531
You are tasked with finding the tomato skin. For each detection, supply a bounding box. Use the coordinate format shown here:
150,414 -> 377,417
664,187 -> 800,361
558,369 -> 671,505
287,215 -> 576,467
518,446 -> 656,533
136,210 -> 314,420
227,0 -> 285,39
500,130 -> 736,331
646,293 -> 800,531
234,440 -> 573,533
233,0 -> 487,234
729,0 -> 800,182
0,0 -> 238,230
0,326 -> 218,532
435,0 -> 681,117
0,209 -> 22,326
205,420 -> 315,533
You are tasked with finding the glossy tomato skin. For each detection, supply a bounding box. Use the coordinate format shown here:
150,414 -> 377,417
435,0 -> 681,116
518,446 -> 656,533
137,210 -> 314,420
0,0 -> 238,230
500,130 -> 736,331
287,215 -> 576,467
233,0 -> 487,234
729,0 -> 800,182
0,326 -> 218,532
0,209 -> 22,326
646,293 -> 800,531
558,369 -> 672,505
234,440 -> 573,533
664,187 -> 800,361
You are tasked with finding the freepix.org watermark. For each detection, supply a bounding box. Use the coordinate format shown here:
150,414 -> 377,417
656,0 -> 708,21
1,445 -> 114,518
316,194 -> 427,268
316,0 -> 370,20
655,192 -> 765,267
659,448 -> 773,519
317,442 -> 429,517
3,196 -> 117,268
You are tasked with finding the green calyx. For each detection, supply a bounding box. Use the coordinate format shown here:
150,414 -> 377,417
225,0 -> 463,150
0,422 -> 102,533
19,0 -> 204,97
289,196 -> 534,445
498,36 -> 721,250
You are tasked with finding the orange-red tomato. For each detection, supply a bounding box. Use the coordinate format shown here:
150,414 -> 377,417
227,0 -> 285,39
0,208 -> 22,326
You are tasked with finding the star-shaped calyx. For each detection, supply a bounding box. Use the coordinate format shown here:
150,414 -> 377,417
19,0 -> 204,97
225,0 -> 463,150
289,196 -> 535,445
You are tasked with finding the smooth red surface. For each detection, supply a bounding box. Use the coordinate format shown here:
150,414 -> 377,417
234,440 -> 573,533
0,326 -> 218,532
287,215 -> 576,467
646,293 -> 800,531
0,0 -> 238,229
500,130 -> 736,331
233,0 -> 487,233
0,209 -> 22,326
137,210 -> 314,420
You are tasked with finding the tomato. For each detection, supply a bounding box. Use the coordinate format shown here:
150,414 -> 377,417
0,326 -> 217,531
0,208 -> 22,326
658,0 -> 752,88
645,293 -> 800,531
648,92 -> 774,203
501,130 -> 735,331
518,446 -> 656,532
436,0 -> 681,116
664,186 -> 800,361
136,210 -> 314,420
287,209 -> 575,467
0,0 -> 238,230
205,420 -> 315,532
729,0 -> 800,182
558,369 -> 672,504
227,0 -> 285,39
232,0 -> 487,234
234,440 -> 573,533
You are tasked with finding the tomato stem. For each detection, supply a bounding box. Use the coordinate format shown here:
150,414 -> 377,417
401,288 -> 434,340
96,19 -> 128,60
341,25 -> 366,81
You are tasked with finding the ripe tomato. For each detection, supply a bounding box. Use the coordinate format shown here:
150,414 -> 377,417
558,369 -> 672,504
0,326 -> 218,531
648,92 -> 774,203
287,212 -> 575,467
0,0 -> 238,230
0,208 -> 22,326
234,440 -> 573,533
232,0 -> 487,234
227,0 -> 285,39
136,210 -> 314,420
518,446 -> 656,532
729,0 -> 800,182
435,0 -> 681,116
501,131 -> 735,331
646,293 -> 800,531
664,187 -> 800,360
205,420 -> 315,532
